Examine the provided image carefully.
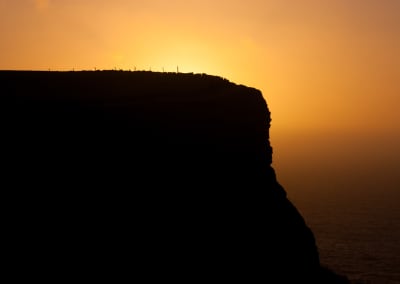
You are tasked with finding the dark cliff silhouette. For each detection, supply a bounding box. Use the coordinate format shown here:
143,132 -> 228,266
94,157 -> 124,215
1,70 -> 348,283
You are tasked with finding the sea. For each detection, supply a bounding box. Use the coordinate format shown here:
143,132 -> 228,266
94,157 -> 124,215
289,191 -> 400,284
273,130 -> 400,283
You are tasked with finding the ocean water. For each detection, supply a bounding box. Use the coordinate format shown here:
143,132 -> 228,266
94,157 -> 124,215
288,192 -> 400,284
272,130 -> 400,283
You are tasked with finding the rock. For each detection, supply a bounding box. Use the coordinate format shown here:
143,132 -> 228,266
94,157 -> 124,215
0,70 -> 348,282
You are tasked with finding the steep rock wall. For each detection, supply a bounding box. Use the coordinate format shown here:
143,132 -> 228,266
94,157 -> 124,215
1,71 -> 347,283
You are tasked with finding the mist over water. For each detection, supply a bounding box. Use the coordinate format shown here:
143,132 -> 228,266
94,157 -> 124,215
272,130 -> 400,283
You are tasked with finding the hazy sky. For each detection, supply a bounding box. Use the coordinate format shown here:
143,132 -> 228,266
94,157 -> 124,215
1,0 -> 399,196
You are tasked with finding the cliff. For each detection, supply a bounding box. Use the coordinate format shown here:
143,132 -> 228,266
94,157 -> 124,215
1,71 -> 348,282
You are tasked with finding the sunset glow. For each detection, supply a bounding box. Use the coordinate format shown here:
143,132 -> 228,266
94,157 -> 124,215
1,0 -> 399,136
1,0 -> 399,186
2,2 -> 400,281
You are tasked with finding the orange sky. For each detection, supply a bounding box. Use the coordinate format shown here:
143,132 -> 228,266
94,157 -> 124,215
1,0 -> 399,196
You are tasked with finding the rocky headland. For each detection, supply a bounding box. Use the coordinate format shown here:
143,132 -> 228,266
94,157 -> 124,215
1,70 -> 349,282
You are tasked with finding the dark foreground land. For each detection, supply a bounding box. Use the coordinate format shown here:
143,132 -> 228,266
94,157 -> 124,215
1,71 -> 349,282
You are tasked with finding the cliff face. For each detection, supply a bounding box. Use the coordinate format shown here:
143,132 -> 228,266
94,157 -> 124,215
1,71 -> 347,282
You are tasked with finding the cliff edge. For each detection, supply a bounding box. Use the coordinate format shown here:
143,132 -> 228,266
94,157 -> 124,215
1,71 -> 348,283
